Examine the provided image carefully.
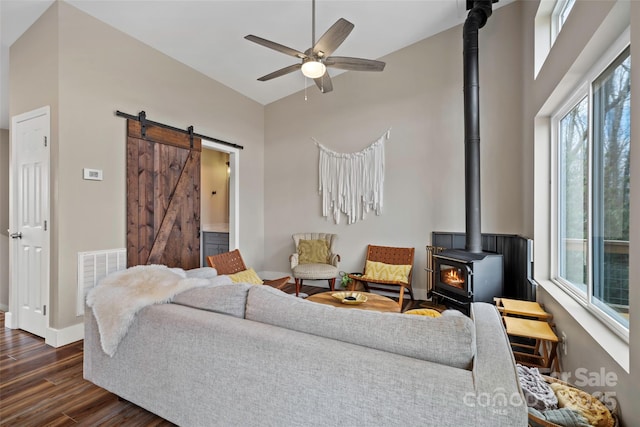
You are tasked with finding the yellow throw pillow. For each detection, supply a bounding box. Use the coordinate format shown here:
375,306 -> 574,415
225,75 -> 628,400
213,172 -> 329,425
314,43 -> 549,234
228,268 -> 263,285
404,308 -> 442,318
362,260 -> 411,284
298,239 -> 329,264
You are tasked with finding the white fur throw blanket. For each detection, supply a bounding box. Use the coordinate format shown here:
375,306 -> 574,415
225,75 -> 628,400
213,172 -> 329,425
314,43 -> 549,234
86,264 -> 212,357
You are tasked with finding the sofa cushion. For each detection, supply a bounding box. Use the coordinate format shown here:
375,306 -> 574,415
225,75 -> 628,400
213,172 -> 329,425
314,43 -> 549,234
292,263 -> 338,280
245,286 -> 476,369
172,276 -> 250,318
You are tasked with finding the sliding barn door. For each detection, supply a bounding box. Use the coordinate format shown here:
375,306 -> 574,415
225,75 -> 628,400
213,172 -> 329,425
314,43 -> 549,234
126,120 -> 201,269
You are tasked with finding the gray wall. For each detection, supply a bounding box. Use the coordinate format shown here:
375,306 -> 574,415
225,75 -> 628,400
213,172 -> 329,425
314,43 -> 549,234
10,2 -> 265,329
0,128 -> 9,310
263,2 -> 525,297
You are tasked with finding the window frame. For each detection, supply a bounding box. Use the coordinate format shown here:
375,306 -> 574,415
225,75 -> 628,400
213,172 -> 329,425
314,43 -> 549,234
551,0 -> 576,44
550,28 -> 631,341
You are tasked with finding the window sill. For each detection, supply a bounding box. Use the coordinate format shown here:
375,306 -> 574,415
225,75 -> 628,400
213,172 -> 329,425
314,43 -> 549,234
536,279 -> 629,373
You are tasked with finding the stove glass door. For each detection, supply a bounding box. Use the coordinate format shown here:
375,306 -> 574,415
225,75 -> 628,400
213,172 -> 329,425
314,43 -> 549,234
439,263 -> 467,291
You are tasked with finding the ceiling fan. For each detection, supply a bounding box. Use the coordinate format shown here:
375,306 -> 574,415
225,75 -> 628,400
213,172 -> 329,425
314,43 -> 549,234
244,0 -> 385,94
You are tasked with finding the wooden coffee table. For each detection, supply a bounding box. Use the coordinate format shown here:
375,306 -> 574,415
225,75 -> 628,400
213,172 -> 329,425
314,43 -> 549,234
306,291 -> 400,313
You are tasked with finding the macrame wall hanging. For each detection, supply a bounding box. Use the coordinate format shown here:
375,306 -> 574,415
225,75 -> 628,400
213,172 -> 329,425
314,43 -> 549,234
313,129 -> 390,225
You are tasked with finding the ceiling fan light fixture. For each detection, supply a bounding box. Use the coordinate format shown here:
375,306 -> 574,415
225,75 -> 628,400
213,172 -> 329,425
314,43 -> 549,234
301,60 -> 326,78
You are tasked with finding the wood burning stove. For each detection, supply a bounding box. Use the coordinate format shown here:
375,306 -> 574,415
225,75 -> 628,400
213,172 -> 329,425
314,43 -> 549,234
433,249 -> 503,314
430,0 -> 504,314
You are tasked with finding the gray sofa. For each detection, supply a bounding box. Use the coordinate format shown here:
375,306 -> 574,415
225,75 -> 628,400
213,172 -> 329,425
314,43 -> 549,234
84,281 -> 527,426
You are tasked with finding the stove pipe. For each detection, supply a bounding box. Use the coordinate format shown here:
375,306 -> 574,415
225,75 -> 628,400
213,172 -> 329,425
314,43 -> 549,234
463,1 -> 493,253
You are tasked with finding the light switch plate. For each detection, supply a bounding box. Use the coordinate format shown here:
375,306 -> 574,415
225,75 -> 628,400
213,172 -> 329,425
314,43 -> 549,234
83,168 -> 103,181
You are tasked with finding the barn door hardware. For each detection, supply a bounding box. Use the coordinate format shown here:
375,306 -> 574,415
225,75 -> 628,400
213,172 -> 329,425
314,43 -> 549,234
139,111 -> 147,138
115,110 -> 244,150
188,125 -> 194,149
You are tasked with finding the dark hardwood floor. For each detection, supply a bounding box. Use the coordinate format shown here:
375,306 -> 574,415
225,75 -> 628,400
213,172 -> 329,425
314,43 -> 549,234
0,311 -> 175,426
0,284 -> 429,426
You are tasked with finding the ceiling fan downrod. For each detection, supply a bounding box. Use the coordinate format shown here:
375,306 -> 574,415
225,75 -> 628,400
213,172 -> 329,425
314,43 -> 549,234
311,0 -> 316,48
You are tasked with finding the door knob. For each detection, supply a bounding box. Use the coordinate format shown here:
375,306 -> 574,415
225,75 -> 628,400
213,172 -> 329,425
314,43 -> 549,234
10,232 -> 22,239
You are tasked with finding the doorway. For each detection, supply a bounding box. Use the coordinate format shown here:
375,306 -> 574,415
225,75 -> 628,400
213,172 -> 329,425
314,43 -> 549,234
201,140 -> 239,265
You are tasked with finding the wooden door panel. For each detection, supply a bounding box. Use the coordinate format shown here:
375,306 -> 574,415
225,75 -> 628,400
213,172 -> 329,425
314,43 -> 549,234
140,139 -> 155,263
146,151 -> 198,266
127,120 -> 201,269
181,152 -> 200,268
126,138 -> 139,265
154,144 -> 188,237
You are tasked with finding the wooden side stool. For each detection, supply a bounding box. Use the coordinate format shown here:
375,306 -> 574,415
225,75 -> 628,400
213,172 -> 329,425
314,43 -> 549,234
503,316 -> 560,373
495,297 -> 552,320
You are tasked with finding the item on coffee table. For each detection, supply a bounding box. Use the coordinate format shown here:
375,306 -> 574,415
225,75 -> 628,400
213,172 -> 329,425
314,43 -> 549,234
331,291 -> 368,305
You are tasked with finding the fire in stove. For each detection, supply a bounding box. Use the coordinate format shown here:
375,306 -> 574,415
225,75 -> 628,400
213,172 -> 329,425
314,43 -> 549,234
441,267 -> 466,289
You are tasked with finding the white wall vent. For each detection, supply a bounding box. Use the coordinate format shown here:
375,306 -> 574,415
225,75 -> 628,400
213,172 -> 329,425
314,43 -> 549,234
77,248 -> 126,316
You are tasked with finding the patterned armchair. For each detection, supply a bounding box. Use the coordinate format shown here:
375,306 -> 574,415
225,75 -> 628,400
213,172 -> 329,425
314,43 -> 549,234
290,233 -> 340,296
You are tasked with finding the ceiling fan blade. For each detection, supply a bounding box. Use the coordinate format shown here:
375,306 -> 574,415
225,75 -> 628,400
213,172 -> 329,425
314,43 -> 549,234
313,18 -> 354,58
245,35 -> 307,59
325,56 -> 386,72
313,72 -> 333,93
257,64 -> 302,81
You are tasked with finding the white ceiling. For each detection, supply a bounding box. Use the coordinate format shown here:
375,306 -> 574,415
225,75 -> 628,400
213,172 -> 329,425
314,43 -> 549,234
0,0 -> 514,129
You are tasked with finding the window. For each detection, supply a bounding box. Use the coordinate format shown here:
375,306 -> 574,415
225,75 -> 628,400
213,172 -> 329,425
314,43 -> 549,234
557,0 -> 575,29
554,45 -> 630,333
558,95 -> 588,293
551,0 -> 576,43
534,0 -> 577,78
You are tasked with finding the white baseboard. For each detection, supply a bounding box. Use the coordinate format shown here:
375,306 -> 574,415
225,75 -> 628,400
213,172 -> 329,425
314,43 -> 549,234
3,312 -> 83,347
45,322 -> 84,348
4,311 -> 17,328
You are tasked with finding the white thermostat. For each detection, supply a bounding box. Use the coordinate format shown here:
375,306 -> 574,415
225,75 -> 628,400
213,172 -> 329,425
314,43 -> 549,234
83,168 -> 103,181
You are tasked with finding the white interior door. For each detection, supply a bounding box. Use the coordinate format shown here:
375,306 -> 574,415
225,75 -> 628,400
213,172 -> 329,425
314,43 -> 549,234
8,106 -> 50,338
